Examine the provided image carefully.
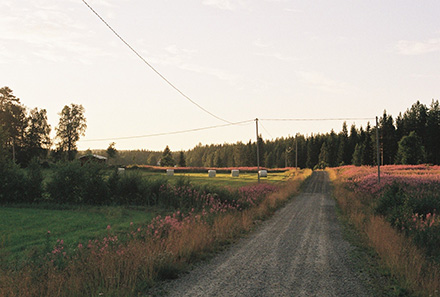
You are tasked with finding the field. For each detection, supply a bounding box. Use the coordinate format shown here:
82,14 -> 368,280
0,167 -> 311,297
1,170 -> 289,263
0,206 -> 155,264
137,171 -> 292,187
328,165 -> 440,296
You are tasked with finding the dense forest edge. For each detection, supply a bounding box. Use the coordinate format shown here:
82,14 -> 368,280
1,86 -> 439,169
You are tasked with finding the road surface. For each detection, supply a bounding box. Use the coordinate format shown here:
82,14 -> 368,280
162,171 -> 371,297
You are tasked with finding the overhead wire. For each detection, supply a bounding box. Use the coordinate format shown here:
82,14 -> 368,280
260,117 -> 374,122
258,121 -> 274,139
79,119 -> 254,142
81,0 -> 232,124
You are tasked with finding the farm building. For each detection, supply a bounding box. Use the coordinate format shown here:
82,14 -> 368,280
79,154 -> 107,165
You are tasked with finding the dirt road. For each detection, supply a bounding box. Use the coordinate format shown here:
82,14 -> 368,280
162,171 -> 371,296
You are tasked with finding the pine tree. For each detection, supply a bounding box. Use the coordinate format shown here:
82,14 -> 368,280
160,145 -> 175,167
178,151 -> 186,167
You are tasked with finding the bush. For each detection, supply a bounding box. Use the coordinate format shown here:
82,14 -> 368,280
24,158 -> 44,203
0,161 -> 27,203
46,161 -> 109,205
376,182 -> 440,262
46,161 -> 86,204
109,171 -> 162,205
82,163 -> 109,205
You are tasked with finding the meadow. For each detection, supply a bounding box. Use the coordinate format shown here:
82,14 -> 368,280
328,165 -> 440,297
0,165 -> 311,297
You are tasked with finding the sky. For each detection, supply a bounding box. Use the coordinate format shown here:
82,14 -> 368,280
1,0 -> 439,151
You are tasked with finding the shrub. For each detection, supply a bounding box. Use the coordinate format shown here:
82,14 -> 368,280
46,161 -> 110,205
24,158 -> 44,203
82,163 -> 109,205
0,161 -> 27,203
46,161 -> 86,204
110,171 -> 159,205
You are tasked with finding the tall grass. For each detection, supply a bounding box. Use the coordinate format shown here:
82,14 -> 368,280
329,167 -> 440,297
0,169 -> 311,297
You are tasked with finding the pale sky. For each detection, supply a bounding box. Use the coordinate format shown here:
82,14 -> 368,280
1,0 -> 439,151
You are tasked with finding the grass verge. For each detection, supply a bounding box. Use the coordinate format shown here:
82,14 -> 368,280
328,168 -> 440,297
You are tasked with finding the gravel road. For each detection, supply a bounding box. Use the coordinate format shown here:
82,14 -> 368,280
162,171 -> 372,297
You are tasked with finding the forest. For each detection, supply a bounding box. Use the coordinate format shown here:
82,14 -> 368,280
1,86 -> 439,169
92,100 -> 440,169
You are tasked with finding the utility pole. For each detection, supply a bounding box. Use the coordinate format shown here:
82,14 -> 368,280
376,116 -> 380,183
295,134 -> 298,170
285,147 -> 292,168
256,118 -> 260,183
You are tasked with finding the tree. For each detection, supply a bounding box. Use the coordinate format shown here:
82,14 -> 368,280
361,123 -> 374,165
178,151 -> 186,167
55,104 -> 87,161
318,142 -> 329,169
106,142 -> 118,159
160,145 -> 175,167
395,131 -> 426,165
426,100 -> 440,164
0,87 -> 27,163
0,87 -> 19,106
337,122 -> 349,166
24,108 -> 51,163
352,143 -> 364,166
379,111 -> 397,165
0,126 -> 7,164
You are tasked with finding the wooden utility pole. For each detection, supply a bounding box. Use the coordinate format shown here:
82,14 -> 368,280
376,116 -> 380,183
295,134 -> 298,170
256,118 -> 260,183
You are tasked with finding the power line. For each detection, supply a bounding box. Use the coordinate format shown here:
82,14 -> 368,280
79,119 -> 254,142
81,0 -> 232,124
260,117 -> 374,122
259,121 -> 274,139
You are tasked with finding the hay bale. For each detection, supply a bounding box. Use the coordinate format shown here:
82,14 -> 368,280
231,169 -> 239,177
117,168 -> 125,175
258,170 -> 268,177
166,169 -> 174,176
208,169 -> 216,178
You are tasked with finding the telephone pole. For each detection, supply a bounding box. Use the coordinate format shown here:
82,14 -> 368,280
376,116 -> 380,183
256,118 -> 260,183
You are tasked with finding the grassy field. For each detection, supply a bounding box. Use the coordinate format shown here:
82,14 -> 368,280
0,206 -> 155,264
1,169 -> 292,265
137,170 -> 292,187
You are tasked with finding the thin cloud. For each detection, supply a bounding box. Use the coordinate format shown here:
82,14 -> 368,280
255,52 -> 301,62
0,1 -> 114,63
297,71 -> 351,93
284,8 -> 304,13
396,38 -> 440,55
146,44 -> 242,85
201,0 -> 249,11
253,38 -> 273,48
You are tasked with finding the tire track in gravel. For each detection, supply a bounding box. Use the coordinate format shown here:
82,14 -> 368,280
162,171 -> 372,297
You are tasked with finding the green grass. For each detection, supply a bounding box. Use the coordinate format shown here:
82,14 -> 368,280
0,206 -> 155,264
3,169 -> 291,266
137,171 -> 291,188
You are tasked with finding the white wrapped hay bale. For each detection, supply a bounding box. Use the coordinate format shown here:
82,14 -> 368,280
117,168 -> 125,175
231,169 -> 239,177
258,170 -> 268,177
208,169 -> 216,177
166,169 -> 174,176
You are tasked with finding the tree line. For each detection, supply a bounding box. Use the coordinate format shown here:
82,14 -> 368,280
0,86 -> 86,166
1,86 -> 439,168
176,100 -> 440,168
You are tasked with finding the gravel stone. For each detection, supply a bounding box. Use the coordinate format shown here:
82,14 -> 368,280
162,171 -> 372,297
